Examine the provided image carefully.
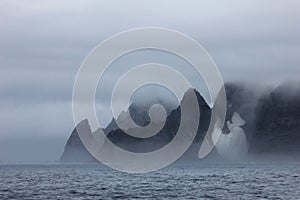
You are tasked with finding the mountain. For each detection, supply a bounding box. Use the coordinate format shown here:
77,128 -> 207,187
60,83 -> 300,163
104,88 -> 211,156
60,88 -> 211,163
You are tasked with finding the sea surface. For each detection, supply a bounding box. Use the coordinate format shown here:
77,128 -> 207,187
0,163 -> 299,199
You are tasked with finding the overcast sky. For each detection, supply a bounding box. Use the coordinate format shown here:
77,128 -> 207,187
0,0 -> 299,163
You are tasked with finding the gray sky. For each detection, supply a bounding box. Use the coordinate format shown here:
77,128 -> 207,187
0,0 -> 300,163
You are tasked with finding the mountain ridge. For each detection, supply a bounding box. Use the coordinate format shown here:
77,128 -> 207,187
60,83 -> 300,163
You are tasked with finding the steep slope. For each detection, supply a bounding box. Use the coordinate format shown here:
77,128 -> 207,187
60,83 -> 300,163
60,120 -> 97,163
60,88 -> 211,163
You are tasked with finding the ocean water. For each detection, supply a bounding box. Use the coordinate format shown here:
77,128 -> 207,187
0,163 -> 299,199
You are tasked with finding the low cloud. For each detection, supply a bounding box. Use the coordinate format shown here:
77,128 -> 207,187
0,0 -> 299,162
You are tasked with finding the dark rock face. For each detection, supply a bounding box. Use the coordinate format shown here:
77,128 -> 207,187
105,89 -> 211,157
251,85 -> 300,154
103,98 -> 176,134
60,89 -> 211,163
60,83 -> 300,163
223,83 -> 258,138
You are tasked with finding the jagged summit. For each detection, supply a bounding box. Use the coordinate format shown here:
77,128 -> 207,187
60,88 -> 210,162
60,84 -> 300,163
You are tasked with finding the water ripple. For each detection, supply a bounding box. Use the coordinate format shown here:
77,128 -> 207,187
0,163 -> 299,199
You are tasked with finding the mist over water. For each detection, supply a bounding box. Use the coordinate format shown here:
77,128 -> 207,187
216,112 -> 248,161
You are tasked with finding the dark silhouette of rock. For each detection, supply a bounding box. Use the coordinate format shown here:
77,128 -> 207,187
60,119 -> 97,163
105,89 -> 211,157
251,83 -> 300,155
60,88 -> 211,163
60,83 -> 300,163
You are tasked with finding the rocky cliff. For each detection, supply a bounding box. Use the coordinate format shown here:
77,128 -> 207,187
60,83 -> 300,163
250,84 -> 300,155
